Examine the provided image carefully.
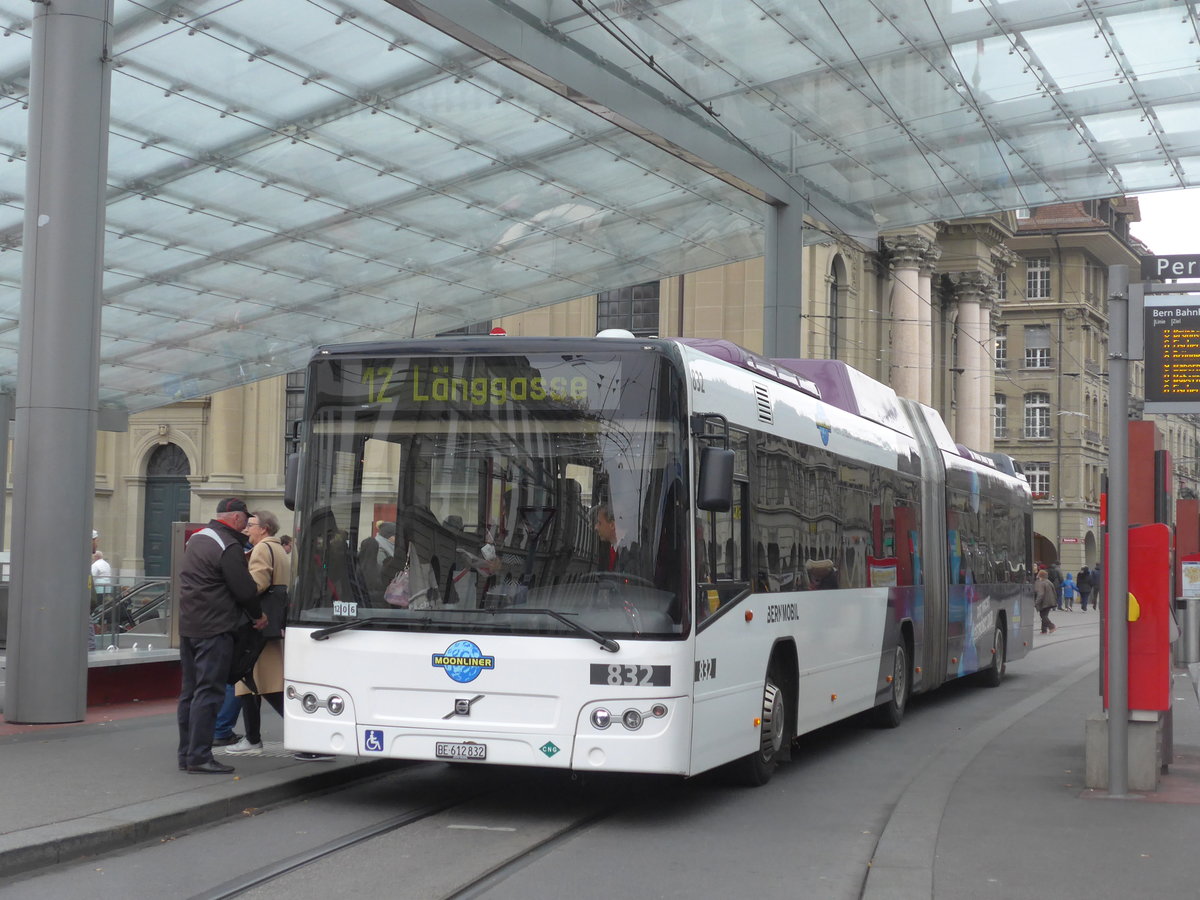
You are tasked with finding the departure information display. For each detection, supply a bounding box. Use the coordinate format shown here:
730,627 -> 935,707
1145,294 -> 1200,407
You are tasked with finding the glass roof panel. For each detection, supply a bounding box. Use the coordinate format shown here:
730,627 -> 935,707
0,0 -> 1195,410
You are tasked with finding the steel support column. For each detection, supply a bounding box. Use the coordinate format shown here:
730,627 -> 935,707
5,0 -> 112,723
1106,265 -> 1130,796
763,202 -> 805,359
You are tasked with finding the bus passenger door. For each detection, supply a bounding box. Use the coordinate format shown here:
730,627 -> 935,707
692,482 -> 762,774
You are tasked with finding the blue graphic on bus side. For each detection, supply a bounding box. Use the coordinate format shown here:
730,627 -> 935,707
364,729 -> 384,752
432,639 -> 496,683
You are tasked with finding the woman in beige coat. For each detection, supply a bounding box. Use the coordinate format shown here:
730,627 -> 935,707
225,510 -> 289,755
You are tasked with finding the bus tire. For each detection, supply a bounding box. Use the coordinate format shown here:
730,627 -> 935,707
731,661 -> 787,786
871,640 -> 910,729
978,623 -> 1006,688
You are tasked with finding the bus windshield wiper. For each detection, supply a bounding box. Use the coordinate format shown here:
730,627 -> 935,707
483,607 -> 620,652
308,609 -> 619,651
309,617 -> 394,640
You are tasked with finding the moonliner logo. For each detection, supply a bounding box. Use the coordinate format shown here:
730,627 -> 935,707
432,639 -> 496,683
817,422 -> 832,446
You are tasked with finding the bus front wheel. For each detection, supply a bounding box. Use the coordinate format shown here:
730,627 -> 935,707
731,662 -> 787,786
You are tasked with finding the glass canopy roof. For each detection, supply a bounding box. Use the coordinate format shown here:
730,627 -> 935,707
0,0 -> 1195,411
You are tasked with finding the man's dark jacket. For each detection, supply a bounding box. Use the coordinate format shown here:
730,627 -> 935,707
178,519 -> 263,638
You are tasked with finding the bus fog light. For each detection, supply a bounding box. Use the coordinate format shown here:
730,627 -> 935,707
622,709 -> 643,730
301,693 -> 320,713
591,708 -> 612,729
650,703 -> 667,718
327,695 -> 345,716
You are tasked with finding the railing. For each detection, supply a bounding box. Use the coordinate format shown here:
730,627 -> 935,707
90,576 -> 171,651
1024,426 -> 1055,439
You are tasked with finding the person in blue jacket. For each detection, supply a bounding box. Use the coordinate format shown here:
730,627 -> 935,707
1061,571 -> 1076,611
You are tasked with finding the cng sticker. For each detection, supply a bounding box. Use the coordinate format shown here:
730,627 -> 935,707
540,741 -> 560,758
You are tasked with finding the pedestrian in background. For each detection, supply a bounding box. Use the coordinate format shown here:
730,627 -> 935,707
176,498 -> 266,775
1035,569 -> 1057,635
1077,565 -> 1094,611
1049,562 -> 1064,610
1061,571 -> 1076,611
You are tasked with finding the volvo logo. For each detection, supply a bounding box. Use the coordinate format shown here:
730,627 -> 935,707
443,694 -> 485,719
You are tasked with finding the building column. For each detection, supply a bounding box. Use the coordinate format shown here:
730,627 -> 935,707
918,246 -> 941,406
948,271 -> 995,450
884,235 -> 930,401
208,387 -> 245,487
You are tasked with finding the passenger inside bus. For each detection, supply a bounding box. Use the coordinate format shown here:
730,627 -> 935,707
806,558 -> 839,590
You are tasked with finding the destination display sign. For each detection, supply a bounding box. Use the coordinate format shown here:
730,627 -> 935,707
1144,294 -> 1200,408
311,352 -> 640,415
1141,254 -> 1200,281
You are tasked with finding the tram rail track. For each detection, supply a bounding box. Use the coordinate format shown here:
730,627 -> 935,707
192,796 -> 464,900
185,766 -> 632,900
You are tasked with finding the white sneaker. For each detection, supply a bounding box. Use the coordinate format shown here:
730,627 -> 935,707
224,737 -> 263,756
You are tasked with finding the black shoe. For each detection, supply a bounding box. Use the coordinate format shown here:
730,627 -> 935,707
187,760 -> 235,774
211,733 -> 243,747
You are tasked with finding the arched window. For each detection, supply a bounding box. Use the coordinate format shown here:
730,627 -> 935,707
147,442 -> 189,476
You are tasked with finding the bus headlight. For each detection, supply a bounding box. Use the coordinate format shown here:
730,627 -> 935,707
327,694 -> 345,716
591,708 -> 613,729
621,709 -> 644,730
301,693 -> 320,713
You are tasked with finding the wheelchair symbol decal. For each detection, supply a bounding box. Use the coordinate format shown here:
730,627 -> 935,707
364,729 -> 384,752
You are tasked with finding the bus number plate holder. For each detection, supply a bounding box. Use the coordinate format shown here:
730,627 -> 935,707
435,741 -> 487,760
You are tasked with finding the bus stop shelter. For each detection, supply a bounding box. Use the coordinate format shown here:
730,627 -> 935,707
5,0 -> 1200,721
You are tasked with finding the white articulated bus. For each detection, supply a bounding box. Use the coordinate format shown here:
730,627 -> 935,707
282,335 -> 1034,783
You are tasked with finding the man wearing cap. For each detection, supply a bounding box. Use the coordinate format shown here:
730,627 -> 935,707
176,498 -> 267,774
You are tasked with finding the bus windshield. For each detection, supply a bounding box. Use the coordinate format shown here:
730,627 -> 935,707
292,347 -> 691,640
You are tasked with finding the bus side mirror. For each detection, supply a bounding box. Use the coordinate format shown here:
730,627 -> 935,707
284,453 -> 299,511
697,447 -> 734,511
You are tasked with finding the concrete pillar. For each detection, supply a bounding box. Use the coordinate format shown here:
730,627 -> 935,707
6,0 -> 113,723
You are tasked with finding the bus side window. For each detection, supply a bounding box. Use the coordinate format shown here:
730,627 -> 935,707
707,482 -> 748,608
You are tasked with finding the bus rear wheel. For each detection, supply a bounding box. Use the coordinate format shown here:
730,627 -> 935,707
871,641 -> 910,729
978,623 -> 1006,687
731,663 -> 787,786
